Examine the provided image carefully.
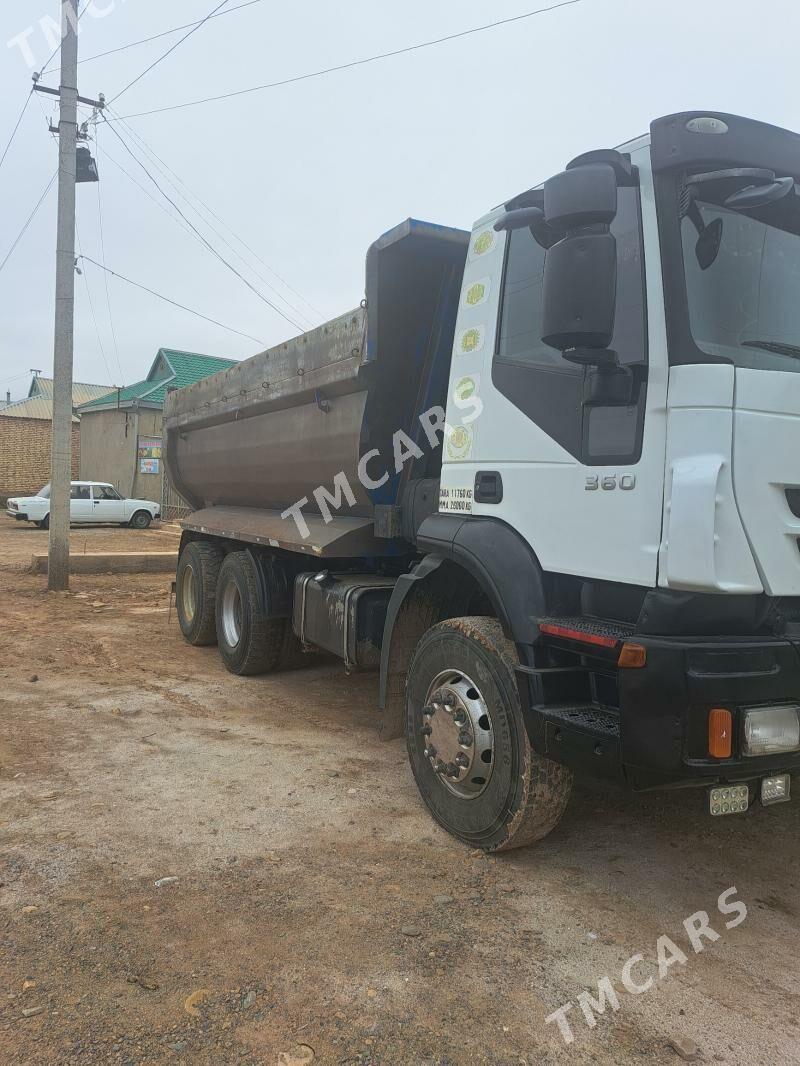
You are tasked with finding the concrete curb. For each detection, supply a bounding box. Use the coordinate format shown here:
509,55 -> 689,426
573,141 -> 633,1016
30,552 -> 179,575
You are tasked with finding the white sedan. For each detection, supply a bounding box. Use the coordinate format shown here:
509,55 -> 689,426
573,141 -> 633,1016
6,482 -> 161,530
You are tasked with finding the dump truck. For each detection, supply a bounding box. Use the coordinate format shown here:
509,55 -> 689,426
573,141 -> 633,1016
165,111 -> 800,850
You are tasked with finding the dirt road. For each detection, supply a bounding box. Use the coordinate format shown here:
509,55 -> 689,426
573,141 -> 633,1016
1,516 -> 798,1065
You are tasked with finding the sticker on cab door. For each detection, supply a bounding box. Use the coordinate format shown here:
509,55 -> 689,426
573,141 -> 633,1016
439,485 -> 473,513
446,423 -> 474,460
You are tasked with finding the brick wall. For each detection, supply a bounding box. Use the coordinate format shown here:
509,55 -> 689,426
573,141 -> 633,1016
0,417 -> 80,502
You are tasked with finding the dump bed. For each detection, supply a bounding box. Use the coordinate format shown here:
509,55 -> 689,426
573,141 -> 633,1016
165,219 -> 468,554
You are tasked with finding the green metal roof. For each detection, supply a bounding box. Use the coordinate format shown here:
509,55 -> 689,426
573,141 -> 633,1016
77,349 -> 238,412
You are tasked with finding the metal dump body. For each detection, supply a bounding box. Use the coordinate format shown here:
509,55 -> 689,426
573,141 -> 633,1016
165,219 -> 469,552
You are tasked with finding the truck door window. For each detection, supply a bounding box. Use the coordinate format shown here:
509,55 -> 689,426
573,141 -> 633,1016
493,184 -> 647,464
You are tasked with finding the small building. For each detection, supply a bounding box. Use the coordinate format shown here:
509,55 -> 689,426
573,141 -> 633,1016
0,375 -> 114,501
77,348 -> 237,511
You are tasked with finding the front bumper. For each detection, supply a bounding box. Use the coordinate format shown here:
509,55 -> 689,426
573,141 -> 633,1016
6,509 -> 27,521
620,634 -> 800,789
518,633 -> 800,791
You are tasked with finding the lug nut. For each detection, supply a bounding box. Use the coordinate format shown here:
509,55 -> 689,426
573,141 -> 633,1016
446,763 -> 460,778
453,710 -> 467,726
435,760 -> 446,774
458,731 -> 472,747
455,753 -> 469,769
420,724 -> 432,736
424,745 -> 437,760
423,704 -> 436,717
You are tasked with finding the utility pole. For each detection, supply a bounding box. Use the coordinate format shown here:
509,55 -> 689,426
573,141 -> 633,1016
34,1 -> 103,589
46,0 -> 79,591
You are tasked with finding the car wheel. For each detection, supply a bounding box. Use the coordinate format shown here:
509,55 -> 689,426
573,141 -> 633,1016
129,510 -> 152,529
176,541 -> 223,645
406,617 -> 573,852
40,513 -> 50,530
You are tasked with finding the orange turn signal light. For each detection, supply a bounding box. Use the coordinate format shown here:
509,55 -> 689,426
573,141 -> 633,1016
618,642 -> 647,669
708,708 -> 733,759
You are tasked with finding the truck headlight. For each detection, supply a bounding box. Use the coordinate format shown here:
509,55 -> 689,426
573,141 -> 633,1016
742,705 -> 800,757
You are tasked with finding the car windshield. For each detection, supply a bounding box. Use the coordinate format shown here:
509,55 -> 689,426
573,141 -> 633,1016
38,484 -> 51,499
681,184 -> 800,372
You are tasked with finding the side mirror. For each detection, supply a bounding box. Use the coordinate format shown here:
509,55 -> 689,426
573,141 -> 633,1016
541,232 -> 617,353
540,162 -> 620,364
544,163 -> 617,230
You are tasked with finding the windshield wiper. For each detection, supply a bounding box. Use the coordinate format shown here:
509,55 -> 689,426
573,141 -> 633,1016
742,339 -> 800,359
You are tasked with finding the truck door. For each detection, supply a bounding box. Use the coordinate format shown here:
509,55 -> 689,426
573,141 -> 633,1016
441,145 -> 668,588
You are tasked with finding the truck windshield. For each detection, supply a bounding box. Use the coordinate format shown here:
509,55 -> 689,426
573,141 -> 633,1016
681,187 -> 800,372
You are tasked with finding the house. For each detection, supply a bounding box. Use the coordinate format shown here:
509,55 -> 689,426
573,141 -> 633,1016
0,374 -> 114,501
77,348 -> 237,510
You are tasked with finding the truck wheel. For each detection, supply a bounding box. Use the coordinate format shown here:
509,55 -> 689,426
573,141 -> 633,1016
406,617 -> 573,852
215,551 -> 289,675
176,541 -> 223,646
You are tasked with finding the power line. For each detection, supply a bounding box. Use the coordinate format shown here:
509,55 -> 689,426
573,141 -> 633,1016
75,226 -> 115,385
78,256 -> 266,346
94,130 -> 124,381
38,1 -> 93,77
0,91 -> 33,174
45,0 -> 267,74
116,0 -> 583,120
101,116 -> 306,331
108,108 -> 322,326
0,170 -> 57,275
109,0 -> 232,105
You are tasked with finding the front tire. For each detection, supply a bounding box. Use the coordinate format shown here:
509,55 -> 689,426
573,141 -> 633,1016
215,551 -> 290,676
40,513 -> 50,530
406,617 -> 573,852
176,541 -> 223,646
129,510 -> 152,529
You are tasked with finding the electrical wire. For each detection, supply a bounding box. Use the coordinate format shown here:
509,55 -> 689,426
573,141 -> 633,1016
107,108 -> 322,326
44,0 -> 267,74
115,0 -> 583,120
102,117 -> 305,331
0,170 -> 57,276
0,91 -> 34,174
94,130 -> 124,381
76,226 -> 115,385
38,1 -> 93,78
108,0 -> 232,105
78,256 -> 266,346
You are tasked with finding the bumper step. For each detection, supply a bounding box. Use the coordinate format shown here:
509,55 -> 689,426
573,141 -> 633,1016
538,616 -> 634,649
535,703 -> 621,739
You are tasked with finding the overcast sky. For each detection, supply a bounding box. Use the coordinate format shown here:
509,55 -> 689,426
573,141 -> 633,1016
1,0 -> 799,398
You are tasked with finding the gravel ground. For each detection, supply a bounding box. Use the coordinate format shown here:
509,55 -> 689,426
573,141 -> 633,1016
1,516 -> 799,1065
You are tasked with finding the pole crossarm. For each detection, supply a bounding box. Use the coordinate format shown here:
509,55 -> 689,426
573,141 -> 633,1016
34,83 -> 105,110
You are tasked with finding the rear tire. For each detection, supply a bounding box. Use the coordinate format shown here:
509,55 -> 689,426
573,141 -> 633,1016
129,510 -> 152,529
176,541 -> 223,646
406,617 -> 573,852
215,551 -> 290,675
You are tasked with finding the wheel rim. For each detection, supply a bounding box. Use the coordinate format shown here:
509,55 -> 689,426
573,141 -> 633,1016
421,669 -> 494,799
182,564 -> 197,622
220,580 -> 243,648
134,513 -> 147,527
